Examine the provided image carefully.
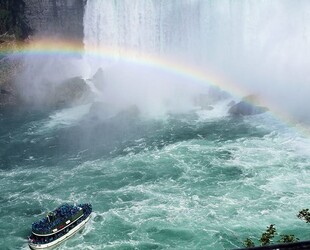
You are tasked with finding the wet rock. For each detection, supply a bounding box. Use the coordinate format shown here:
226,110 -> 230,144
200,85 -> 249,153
208,86 -> 230,101
227,100 -> 235,107
92,67 -> 105,92
0,84 -> 18,108
194,86 -> 230,109
228,95 -> 268,116
49,77 -> 93,109
0,56 -> 23,108
0,1 -> 31,39
24,0 -> 86,39
0,89 -> 11,95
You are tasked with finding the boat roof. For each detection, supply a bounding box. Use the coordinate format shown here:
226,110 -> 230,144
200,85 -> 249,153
32,204 -> 82,235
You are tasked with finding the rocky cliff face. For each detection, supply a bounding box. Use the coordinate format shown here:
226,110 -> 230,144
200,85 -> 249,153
0,0 -> 30,39
0,0 -> 88,108
24,0 -> 86,39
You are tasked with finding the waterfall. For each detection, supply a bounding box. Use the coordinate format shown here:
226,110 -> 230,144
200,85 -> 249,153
83,0 -> 310,120
83,1 -> 243,64
83,0 -> 310,68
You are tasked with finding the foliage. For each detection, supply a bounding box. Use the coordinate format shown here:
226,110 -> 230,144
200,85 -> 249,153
243,238 -> 255,248
243,208 -> 310,248
243,224 -> 277,248
259,224 -> 276,246
243,224 -> 300,248
297,209 -> 310,223
279,234 -> 299,243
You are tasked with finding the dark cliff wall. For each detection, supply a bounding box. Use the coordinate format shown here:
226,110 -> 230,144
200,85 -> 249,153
0,0 -> 30,39
24,0 -> 86,39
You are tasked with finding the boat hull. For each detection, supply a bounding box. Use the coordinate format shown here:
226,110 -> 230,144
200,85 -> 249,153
29,214 -> 91,250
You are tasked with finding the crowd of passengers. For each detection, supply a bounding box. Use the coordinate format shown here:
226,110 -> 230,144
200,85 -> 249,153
32,204 -> 81,234
29,204 -> 92,245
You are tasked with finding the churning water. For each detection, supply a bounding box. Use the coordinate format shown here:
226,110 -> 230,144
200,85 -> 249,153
1,1 -> 310,249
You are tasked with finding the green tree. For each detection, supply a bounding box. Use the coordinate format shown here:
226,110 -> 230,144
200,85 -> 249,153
243,208 -> 310,248
297,209 -> 310,223
259,224 -> 276,246
279,234 -> 299,243
243,238 -> 255,248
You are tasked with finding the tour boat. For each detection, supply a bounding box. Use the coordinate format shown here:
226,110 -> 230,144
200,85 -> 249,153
28,203 -> 92,249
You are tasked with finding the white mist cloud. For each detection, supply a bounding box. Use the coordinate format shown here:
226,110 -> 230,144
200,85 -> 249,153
84,61 -> 207,117
213,1 -> 310,122
17,0 -> 310,124
82,0 -> 310,122
16,54 -> 86,105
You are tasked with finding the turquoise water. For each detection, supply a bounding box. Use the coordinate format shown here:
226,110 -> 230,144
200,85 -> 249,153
0,106 -> 310,250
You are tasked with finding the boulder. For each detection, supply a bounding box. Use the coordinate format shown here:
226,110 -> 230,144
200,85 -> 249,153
242,94 -> 262,105
24,0 -> 86,40
194,86 -> 230,109
0,84 -> 18,108
227,100 -> 236,107
208,86 -> 230,101
49,77 -> 93,109
228,100 -> 268,116
0,56 -> 23,108
92,67 -> 105,92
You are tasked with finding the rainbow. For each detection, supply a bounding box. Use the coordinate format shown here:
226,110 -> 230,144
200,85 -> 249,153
0,37 -> 309,136
0,38 -> 249,95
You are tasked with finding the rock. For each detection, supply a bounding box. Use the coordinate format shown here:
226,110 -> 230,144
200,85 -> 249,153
0,89 -> 11,95
0,1 -> 31,39
49,77 -> 92,109
1,0 -> 85,40
194,86 -> 230,109
0,56 -> 23,108
242,94 -> 262,106
24,0 -> 86,39
11,76 -> 92,109
228,100 -> 268,116
0,87 -> 19,107
227,100 -> 236,107
208,86 -> 230,101
92,68 -> 105,92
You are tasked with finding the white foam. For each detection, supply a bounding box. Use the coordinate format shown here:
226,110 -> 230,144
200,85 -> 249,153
37,104 -> 91,133
195,99 -> 233,121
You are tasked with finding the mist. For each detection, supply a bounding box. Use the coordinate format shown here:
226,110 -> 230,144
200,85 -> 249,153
16,53 -> 87,106
16,0 -> 310,124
